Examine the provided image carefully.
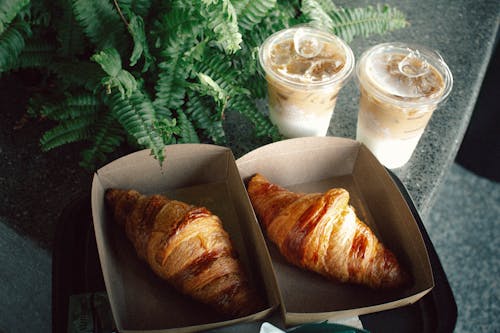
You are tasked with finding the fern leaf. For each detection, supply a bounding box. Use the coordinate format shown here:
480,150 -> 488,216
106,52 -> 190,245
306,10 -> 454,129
153,30 -> 196,111
54,0 -> 86,56
80,111 -> 125,170
25,0 -> 51,27
0,21 -> 31,72
50,61 -> 103,90
14,37 -> 56,70
117,0 -> 152,18
92,48 -> 138,98
40,114 -> 98,151
154,60 -> 188,111
0,0 -> 29,34
236,0 -> 277,31
40,93 -> 100,121
201,0 -> 242,54
185,91 -> 226,144
105,90 -> 166,163
128,14 -> 154,72
191,72 -> 229,117
302,2 -> 408,42
300,0 -> 336,31
72,0 -> 128,51
176,109 -> 200,143
230,94 -> 281,140
240,1 -> 296,49
153,6 -> 201,45
193,52 -> 239,94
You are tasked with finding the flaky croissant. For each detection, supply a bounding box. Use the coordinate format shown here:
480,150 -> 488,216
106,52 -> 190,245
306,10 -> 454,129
246,173 -> 408,289
105,188 -> 263,317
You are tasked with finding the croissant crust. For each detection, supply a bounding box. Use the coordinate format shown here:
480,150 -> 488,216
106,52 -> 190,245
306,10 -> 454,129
105,188 -> 263,317
246,173 -> 408,289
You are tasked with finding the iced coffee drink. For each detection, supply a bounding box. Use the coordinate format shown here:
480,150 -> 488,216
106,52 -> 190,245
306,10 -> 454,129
259,26 -> 354,138
356,43 -> 453,168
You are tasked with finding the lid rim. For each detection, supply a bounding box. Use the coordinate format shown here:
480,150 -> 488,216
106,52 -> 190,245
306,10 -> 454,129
355,42 -> 453,106
258,26 -> 355,89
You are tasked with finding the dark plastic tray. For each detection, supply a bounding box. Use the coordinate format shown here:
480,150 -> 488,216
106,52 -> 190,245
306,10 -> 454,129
52,172 -> 457,333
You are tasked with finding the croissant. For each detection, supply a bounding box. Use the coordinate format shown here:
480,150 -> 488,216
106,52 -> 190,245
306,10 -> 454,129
105,188 -> 263,317
246,173 -> 408,289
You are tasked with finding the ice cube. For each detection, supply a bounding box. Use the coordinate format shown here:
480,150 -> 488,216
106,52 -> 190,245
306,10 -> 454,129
286,58 -> 312,75
306,59 -> 342,80
317,42 -> 342,60
270,41 -> 292,66
416,71 -> 442,96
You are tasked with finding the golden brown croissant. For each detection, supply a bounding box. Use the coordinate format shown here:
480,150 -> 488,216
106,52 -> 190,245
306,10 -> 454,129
246,173 -> 408,289
105,188 -> 263,317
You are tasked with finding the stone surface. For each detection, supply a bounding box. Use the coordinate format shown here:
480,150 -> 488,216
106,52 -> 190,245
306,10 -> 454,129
0,222 -> 51,332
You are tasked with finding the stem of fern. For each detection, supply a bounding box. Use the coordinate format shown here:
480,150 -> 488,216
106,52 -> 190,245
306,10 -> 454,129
113,0 -> 129,27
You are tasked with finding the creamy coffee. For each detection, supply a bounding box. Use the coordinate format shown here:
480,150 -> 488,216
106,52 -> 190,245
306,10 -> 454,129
356,43 -> 453,168
259,27 -> 354,138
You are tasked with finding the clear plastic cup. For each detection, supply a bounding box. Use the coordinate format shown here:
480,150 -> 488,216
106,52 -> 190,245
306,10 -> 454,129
355,42 -> 453,168
259,26 -> 354,138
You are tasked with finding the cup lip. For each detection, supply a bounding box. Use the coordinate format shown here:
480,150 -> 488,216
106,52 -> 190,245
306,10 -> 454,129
355,42 -> 454,107
258,25 -> 355,89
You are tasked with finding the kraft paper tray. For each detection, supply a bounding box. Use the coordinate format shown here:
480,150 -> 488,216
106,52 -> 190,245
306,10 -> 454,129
52,171 -> 457,333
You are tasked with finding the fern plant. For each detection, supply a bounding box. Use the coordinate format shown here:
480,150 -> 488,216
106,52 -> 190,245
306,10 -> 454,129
0,0 -> 408,170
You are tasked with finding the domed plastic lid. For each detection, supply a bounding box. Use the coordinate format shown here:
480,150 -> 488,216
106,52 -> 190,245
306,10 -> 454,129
357,43 -> 453,106
259,26 -> 355,88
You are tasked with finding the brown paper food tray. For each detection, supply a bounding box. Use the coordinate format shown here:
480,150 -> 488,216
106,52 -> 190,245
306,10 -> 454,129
91,144 -> 279,332
236,136 -> 434,326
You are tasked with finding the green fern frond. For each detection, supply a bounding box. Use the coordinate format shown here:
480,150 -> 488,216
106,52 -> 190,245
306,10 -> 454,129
240,1 -> 296,49
50,61 -> 103,90
153,31 -> 196,110
0,0 -> 29,34
193,51 -> 239,93
300,0 -> 336,30
40,113 -> 98,151
14,37 -> 56,70
230,93 -> 281,140
40,93 -> 100,121
54,0 -> 86,56
92,48 -> 138,98
176,109 -> 200,143
153,6 -> 201,45
236,0 -> 277,31
80,111 -> 125,170
105,90 -> 166,163
154,60 -> 188,111
0,21 -> 31,72
24,0 -> 51,27
191,72 -> 229,117
153,116 -> 179,145
128,14 -> 154,72
302,1 -> 408,42
72,0 -> 128,51
117,0 -> 152,18
185,90 -> 226,144
201,0 -> 242,54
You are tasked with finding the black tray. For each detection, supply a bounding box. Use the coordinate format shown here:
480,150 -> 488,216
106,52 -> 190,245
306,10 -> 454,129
52,172 -> 457,333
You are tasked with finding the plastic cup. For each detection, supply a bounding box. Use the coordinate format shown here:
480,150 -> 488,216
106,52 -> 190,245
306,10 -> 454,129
355,42 -> 453,168
259,26 -> 354,138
